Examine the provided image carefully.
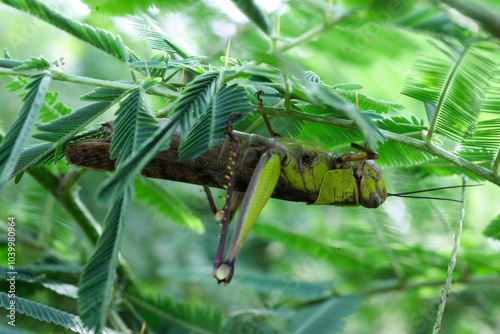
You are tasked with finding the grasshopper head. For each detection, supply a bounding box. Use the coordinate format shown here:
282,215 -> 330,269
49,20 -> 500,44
276,138 -> 333,194
355,160 -> 388,208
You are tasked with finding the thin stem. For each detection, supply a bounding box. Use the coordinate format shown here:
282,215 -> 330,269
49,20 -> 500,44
254,105 -> 500,187
426,43 -> 471,145
493,148 -> 500,178
28,167 -> 101,244
0,67 -> 179,100
432,176 -> 467,334
277,14 -> 349,53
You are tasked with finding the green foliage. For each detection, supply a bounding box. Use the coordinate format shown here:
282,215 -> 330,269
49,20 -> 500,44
0,74 -> 50,190
401,40 -> 499,142
78,188 -> 131,333
484,212 -> 500,240
179,84 -> 252,159
108,88 -> 158,166
125,289 -> 224,334
288,296 -> 363,334
0,0 -> 499,333
1,0 -> 133,62
134,179 -> 204,233
230,0 -> 271,35
0,292 -> 117,334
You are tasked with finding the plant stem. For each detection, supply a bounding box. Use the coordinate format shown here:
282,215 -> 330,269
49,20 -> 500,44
255,105 -> 500,187
493,148 -> 500,178
28,167 -> 101,244
432,177 -> 467,334
277,14 -> 349,53
426,43 -> 470,145
0,67 -> 179,100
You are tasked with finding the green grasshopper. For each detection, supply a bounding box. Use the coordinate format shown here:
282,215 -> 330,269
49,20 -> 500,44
65,112 -> 469,285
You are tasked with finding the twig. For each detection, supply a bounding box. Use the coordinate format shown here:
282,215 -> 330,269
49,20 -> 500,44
255,105 -> 500,187
493,148 -> 500,178
432,176 -> 467,334
0,67 -> 179,100
277,14 -> 350,53
28,167 -> 101,244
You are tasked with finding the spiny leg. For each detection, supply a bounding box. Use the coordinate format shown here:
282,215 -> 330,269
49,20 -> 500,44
337,143 -> 379,163
254,90 -> 281,138
212,111 -> 241,278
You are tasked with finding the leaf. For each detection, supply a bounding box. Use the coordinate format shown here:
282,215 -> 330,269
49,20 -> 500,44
179,84 -> 252,159
109,88 -> 159,166
78,187 -> 131,333
458,118 -> 500,161
229,0 -> 271,35
97,71 -> 224,203
401,41 -> 497,142
158,267 -> 333,301
0,292 -> 120,334
252,223 -> 368,269
0,74 -> 50,191
288,295 -> 363,334
2,0 -> 134,62
0,265 -> 78,298
484,212 -> 500,240
127,15 -> 191,58
124,289 -> 223,334
14,56 -> 51,70
11,102 -> 115,177
80,87 -> 125,102
134,179 -> 204,233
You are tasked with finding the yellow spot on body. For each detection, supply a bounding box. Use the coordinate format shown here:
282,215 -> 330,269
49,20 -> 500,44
231,161 -> 235,165
225,175 -> 230,179
226,195 -> 230,198
225,206 -> 228,209
223,185 -> 228,189
230,171 -> 234,175
227,166 -> 231,170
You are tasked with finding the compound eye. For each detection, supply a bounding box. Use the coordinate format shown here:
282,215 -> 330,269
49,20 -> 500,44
368,193 -> 381,208
301,151 -> 317,166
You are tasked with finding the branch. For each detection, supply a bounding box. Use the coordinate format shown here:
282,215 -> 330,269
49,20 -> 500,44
0,67 -> 179,100
255,105 -> 500,187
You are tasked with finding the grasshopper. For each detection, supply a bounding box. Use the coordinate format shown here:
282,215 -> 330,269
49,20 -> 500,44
65,112 -> 470,285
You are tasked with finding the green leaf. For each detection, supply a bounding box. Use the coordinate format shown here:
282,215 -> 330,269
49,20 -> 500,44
158,267 -> 333,301
252,223 -> 368,269
14,56 -> 51,70
334,83 -> 363,90
109,88 -> 159,166
2,0 -> 134,62
134,179 -> 204,233
127,15 -> 191,58
458,118 -> 500,161
484,212 -> 500,240
288,295 -> 363,334
78,187 -> 131,333
401,41 -> 497,142
80,87 -> 125,102
230,0 -> 271,35
97,71 -> 224,203
179,84 -> 252,159
124,289 -> 223,334
0,74 -> 50,190
0,292 -> 108,334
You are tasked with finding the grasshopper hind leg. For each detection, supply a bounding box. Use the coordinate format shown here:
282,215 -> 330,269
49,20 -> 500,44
211,111 -> 242,279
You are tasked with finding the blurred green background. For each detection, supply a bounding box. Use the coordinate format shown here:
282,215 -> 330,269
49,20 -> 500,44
1,0 -> 500,333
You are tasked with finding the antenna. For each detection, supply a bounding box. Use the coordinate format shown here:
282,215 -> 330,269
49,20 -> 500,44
386,184 -> 482,203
